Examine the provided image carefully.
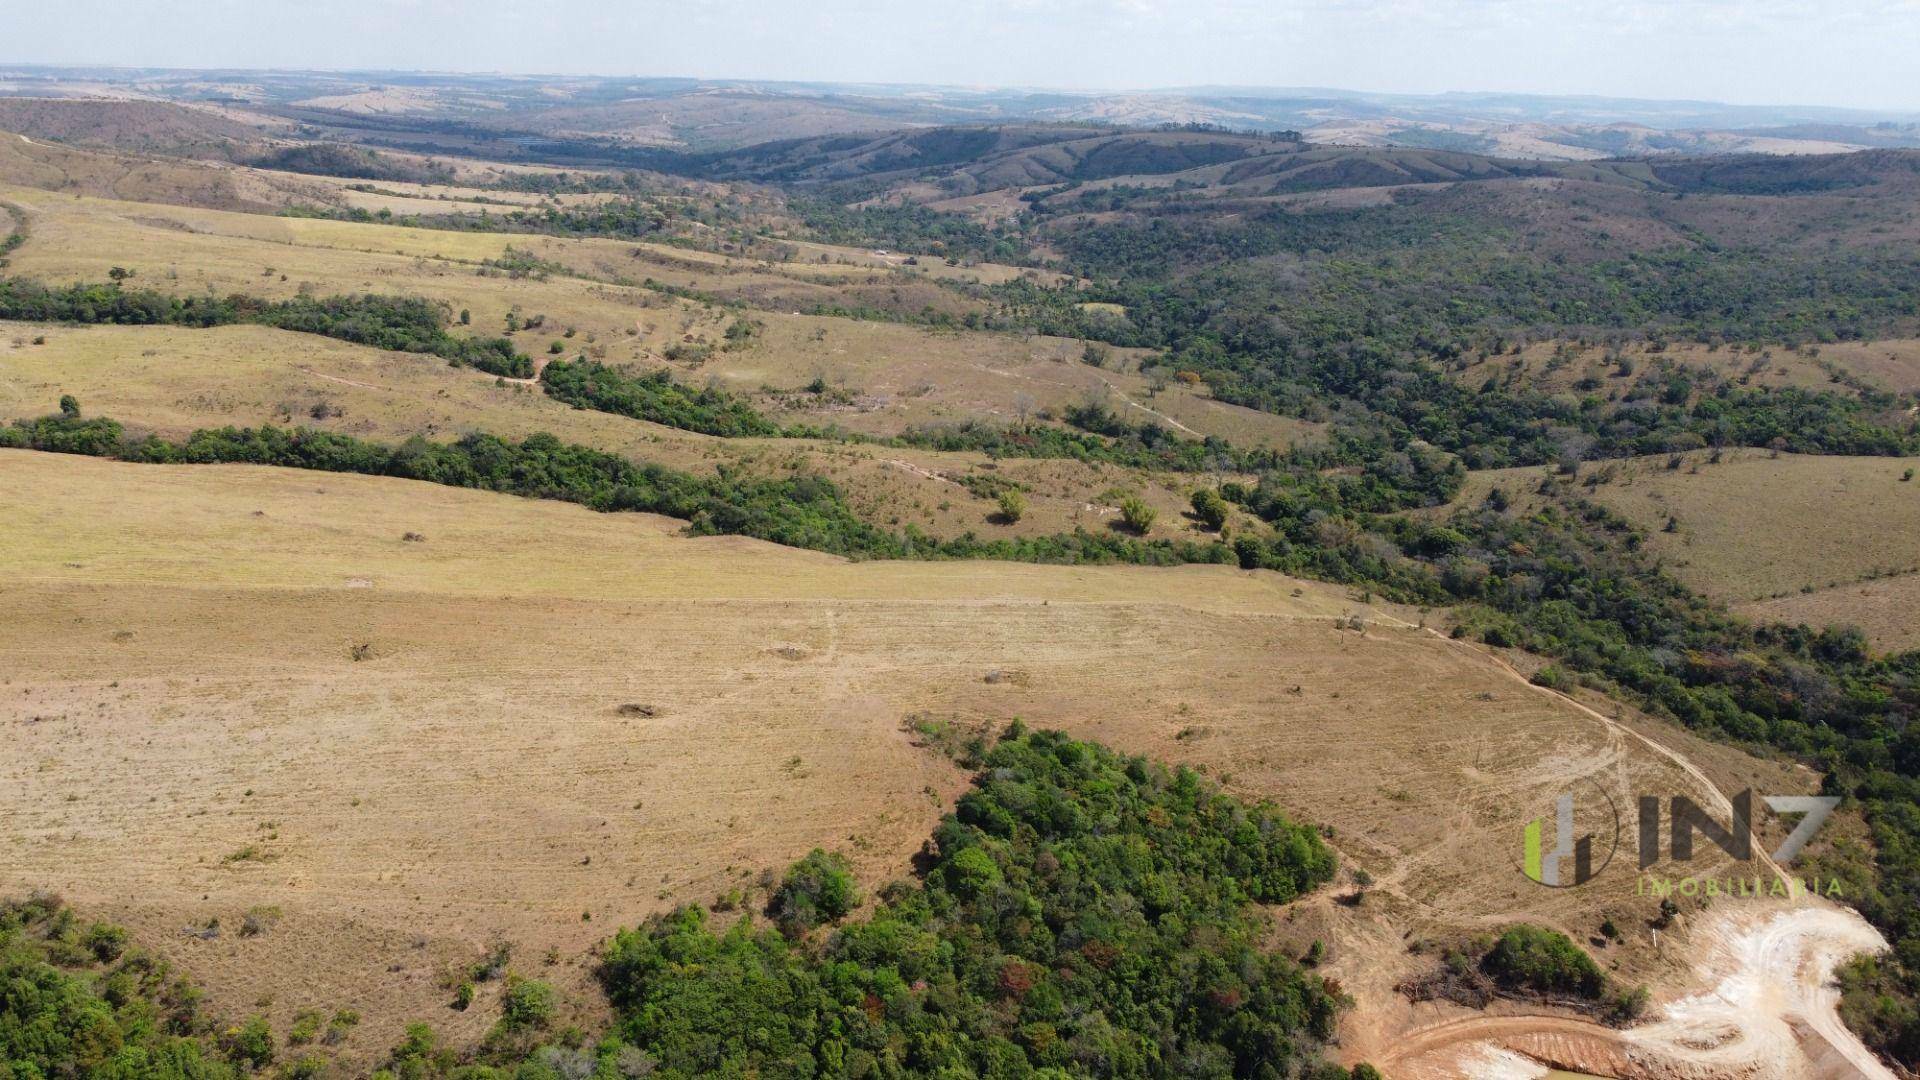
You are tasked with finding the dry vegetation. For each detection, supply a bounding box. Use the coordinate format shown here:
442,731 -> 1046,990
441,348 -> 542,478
1445,447 -> 1920,657
1739,574 -> 1920,653
0,449 -> 1807,1067
0,182 -> 1312,540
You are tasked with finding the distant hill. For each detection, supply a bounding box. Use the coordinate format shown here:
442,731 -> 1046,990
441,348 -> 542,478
0,98 -> 284,160
656,124 -> 1920,205
4,66 -> 1917,159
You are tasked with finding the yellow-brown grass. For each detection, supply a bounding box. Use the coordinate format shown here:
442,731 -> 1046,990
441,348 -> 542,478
1738,573 -> 1920,652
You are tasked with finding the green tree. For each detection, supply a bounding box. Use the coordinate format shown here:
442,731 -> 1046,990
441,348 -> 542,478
768,849 -> 859,934
1191,487 -> 1229,530
996,488 -> 1027,523
1119,495 -> 1158,535
1484,924 -> 1605,997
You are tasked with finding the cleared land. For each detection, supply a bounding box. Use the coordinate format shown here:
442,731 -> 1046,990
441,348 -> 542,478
0,449 -> 1808,1068
1451,449 -> 1920,605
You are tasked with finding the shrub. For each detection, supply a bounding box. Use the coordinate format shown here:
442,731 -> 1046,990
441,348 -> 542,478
767,849 -> 859,934
1483,924 -> 1605,998
383,1023 -> 452,1075
222,1016 -> 275,1069
1530,665 -> 1573,692
995,488 -> 1027,524
81,922 -> 126,962
288,1010 -> 323,1045
1191,487 -> 1229,530
1606,984 -> 1652,1023
1119,495 -> 1158,535
499,978 -> 556,1031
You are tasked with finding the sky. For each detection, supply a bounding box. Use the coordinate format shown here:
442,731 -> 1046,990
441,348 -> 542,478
7,0 -> 1920,112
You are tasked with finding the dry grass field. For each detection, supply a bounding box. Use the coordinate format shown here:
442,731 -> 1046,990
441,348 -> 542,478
1739,574 -> 1920,652
0,449 -> 1810,1067
1451,337 -> 1920,400
1449,449 -> 1920,606
0,128 -> 1883,1075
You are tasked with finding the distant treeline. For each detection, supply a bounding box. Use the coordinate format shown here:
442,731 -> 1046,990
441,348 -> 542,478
539,357 -> 781,438
0,279 -> 533,378
0,400 -> 1234,567
283,198 -> 684,241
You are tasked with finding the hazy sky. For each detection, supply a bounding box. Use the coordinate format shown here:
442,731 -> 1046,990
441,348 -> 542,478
8,0 -> 1920,111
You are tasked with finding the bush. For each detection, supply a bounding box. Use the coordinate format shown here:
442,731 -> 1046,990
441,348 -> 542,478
1191,487 -> 1229,530
499,977 -> 556,1031
1607,984 -> 1652,1023
1119,494 -> 1158,535
383,1022 -> 453,1076
1484,924 -> 1606,998
995,488 -> 1027,523
80,922 -> 126,962
1530,664 -> 1574,692
222,1016 -> 275,1069
767,849 -> 859,934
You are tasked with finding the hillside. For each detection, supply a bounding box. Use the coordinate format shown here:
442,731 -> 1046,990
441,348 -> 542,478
0,97 -> 287,159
